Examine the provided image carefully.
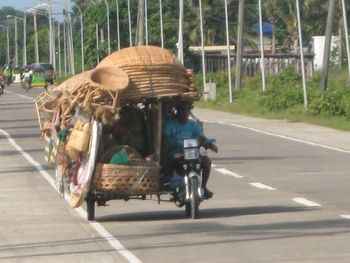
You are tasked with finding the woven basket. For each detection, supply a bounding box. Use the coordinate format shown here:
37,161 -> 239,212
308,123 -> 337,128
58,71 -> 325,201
53,70 -> 93,95
90,66 -> 129,91
66,120 -> 92,152
98,46 -> 180,67
67,129 -> 90,152
91,162 -> 159,194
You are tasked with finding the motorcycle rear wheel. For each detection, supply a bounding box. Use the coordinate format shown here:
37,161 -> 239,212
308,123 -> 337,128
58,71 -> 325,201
185,176 -> 200,219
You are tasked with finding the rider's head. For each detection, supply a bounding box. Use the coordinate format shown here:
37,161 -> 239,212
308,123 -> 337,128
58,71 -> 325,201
175,100 -> 193,123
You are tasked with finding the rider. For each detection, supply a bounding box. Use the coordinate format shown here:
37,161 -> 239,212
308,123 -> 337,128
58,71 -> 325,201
162,100 -> 218,199
21,65 -> 33,85
0,72 -> 5,93
3,62 -> 13,87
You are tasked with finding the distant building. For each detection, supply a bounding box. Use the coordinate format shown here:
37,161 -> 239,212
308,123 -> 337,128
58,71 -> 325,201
189,45 -> 236,55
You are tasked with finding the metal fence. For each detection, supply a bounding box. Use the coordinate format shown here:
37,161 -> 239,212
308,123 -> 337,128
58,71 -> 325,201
205,53 -> 315,78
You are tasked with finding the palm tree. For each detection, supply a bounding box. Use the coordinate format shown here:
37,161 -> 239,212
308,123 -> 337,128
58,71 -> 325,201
263,0 -> 278,54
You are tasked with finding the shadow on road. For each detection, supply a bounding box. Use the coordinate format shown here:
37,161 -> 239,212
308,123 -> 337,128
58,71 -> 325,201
96,205 -> 316,222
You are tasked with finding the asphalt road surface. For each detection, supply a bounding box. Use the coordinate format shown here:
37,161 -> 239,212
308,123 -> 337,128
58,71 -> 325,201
1,83 -> 350,262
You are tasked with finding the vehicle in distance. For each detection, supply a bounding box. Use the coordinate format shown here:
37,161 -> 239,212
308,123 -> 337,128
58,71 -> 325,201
30,63 -> 55,84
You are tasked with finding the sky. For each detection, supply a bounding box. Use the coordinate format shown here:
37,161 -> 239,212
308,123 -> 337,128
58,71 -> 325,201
1,1 -> 42,11
0,0 -> 72,15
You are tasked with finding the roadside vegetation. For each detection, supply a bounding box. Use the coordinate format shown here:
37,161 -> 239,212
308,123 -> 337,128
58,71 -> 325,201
195,68 -> 350,132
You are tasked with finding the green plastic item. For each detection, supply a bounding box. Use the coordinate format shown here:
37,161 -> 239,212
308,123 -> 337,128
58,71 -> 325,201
109,148 -> 129,164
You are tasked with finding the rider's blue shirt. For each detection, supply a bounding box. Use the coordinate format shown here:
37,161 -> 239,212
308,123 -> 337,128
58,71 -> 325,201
163,118 -> 203,155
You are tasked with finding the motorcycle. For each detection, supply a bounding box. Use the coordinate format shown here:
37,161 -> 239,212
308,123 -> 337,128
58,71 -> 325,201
4,75 -> 11,88
0,77 -> 4,95
169,138 -> 203,219
166,137 -> 215,219
21,74 -> 32,91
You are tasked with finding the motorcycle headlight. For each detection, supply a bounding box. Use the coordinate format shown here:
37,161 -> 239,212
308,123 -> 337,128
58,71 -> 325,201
184,148 -> 200,160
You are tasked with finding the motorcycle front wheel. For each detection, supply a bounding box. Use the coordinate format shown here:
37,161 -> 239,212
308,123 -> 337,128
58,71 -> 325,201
185,176 -> 200,219
5,78 -> 11,87
26,83 -> 31,91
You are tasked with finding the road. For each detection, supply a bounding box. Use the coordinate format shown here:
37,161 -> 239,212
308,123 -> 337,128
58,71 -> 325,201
1,84 -> 350,262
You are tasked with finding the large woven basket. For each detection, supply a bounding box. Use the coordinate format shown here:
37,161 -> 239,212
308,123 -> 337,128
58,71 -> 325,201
91,162 -> 160,194
98,45 -> 180,66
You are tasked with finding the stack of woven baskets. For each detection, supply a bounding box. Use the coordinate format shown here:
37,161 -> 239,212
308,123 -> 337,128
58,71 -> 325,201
97,45 -> 198,104
39,45 -> 198,128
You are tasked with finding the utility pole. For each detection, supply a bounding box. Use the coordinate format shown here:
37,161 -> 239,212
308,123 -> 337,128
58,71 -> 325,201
14,17 -> 18,66
68,13 -> 75,74
96,23 -> 99,64
199,0 -> 206,90
63,15 -> 67,76
258,0 -> 266,92
101,0 -> 110,54
341,0 -> 350,82
178,0 -> 184,64
58,22 -> 61,76
296,0 -> 308,109
23,14 -> 27,66
235,0 -> 244,90
145,0 -> 148,45
127,0 -> 132,46
320,0 -> 336,92
6,26 -> 10,63
46,2 -> 53,64
33,13 -> 39,63
116,0 -> 120,50
224,0 -> 233,103
136,0 -> 145,45
159,0 -> 164,48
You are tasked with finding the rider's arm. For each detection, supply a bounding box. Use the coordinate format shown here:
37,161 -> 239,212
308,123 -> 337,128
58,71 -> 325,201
198,135 -> 218,153
192,121 -> 218,153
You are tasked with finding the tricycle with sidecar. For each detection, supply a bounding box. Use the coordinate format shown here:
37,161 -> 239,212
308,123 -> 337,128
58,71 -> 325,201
37,46 -> 214,221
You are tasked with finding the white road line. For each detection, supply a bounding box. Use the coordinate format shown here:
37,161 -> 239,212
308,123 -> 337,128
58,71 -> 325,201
4,90 -> 35,101
0,128 -> 142,263
293,197 -> 321,207
202,119 -> 350,154
250,182 -> 276,190
340,215 -> 350,219
215,168 -> 243,178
